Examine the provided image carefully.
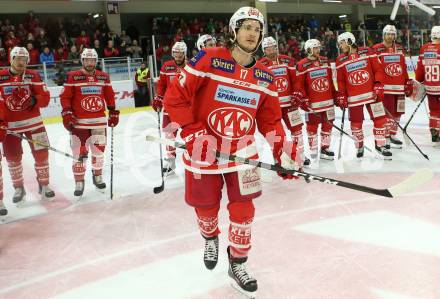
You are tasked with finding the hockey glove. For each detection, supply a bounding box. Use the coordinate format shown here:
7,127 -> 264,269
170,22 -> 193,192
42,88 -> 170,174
373,82 -> 385,102
335,92 -> 348,109
291,91 -> 304,108
152,95 -> 163,112
61,109 -> 74,131
300,97 -> 311,112
273,139 -> 300,180
12,88 -> 36,110
404,79 -> 414,97
181,122 -> 216,164
108,109 -> 120,127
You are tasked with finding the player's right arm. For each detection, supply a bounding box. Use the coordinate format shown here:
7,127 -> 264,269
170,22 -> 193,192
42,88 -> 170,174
60,72 -> 74,110
156,64 -> 168,98
415,45 -> 426,83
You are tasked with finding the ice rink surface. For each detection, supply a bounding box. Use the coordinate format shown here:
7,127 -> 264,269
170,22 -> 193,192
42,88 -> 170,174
0,100 -> 439,299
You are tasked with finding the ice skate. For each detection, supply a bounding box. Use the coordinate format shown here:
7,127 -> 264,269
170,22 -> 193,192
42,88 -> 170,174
92,174 -> 106,192
356,147 -> 364,158
375,145 -> 392,160
39,184 -> 55,200
390,136 -> 403,149
12,187 -> 26,205
228,246 -> 258,298
203,236 -> 219,270
74,181 -> 85,199
320,148 -> 335,160
0,201 -> 8,216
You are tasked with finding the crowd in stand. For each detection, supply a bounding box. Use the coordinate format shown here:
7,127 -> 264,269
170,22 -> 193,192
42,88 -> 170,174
1,10 -> 439,68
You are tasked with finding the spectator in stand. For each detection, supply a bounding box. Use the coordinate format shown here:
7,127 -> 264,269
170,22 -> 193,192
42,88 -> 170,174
120,30 -> 132,46
16,24 -> 28,41
27,42 -> 40,65
32,18 -> 44,37
54,65 -> 67,86
0,48 -> 7,67
57,30 -> 69,49
93,39 -> 104,58
76,30 -> 91,49
103,40 -> 120,58
127,39 -> 142,58
67,45 -> 80,64
108,31 -> 121,48
4,32 -> 19,51
119,40 -> 128,57
40,46 -> 55,65
1,19 -> 15,35
25,32 -> 35,45
54,46 -> 68,62
309,16 -> 319,30
36,30 -> 50,51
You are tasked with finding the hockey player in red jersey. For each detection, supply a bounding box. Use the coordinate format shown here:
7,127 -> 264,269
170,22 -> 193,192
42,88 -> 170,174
164,7 -> 299,297
335,32 -> 392,159
415,25 -> 440,147
0,46 -> 55,204
196,34 -> 216,51
60,48 -> 120,197
152,41 -> 187,175
294,39 -> 337,160
259,36 -> 310,166
372,25 -> 413,149
0,97 -> 7,216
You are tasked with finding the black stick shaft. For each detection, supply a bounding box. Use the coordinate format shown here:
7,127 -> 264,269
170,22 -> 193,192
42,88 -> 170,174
110,126 -> 114,200
338,108 -> 346,159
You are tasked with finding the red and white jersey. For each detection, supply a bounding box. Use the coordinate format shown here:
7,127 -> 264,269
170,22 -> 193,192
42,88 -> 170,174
295,56 -> 335,112
259,54 -> 295,108
60,70 -> 115,129
416,43 -> 440,95
164,47 -> 285,174
372,42 -> 409,95
157,60 -> 184,98
0,69 -> 50,133
335,47 -> 384,107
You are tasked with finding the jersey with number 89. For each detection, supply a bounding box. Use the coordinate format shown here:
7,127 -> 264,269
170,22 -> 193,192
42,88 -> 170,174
416,43 -> 440,95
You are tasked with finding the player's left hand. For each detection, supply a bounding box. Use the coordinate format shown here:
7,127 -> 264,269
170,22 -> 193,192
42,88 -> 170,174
404,79 -> 414,97
273,140 -> 300,180
108,109 -> 120,127
0,120 -> 6,141
373,82 -> 384,102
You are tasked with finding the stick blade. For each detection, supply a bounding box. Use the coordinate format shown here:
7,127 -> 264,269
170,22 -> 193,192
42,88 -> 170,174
153,184 -> 164,194
388,168 -> 434,198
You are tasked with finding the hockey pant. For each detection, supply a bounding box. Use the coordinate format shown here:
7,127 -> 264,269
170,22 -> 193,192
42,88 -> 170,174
186,169 -> 261,259
281,106 -> 305,165
305,109 -> 334,154
3,127 -> 50,188
162,111 -> 179,159
348,102 -> 387,148
428,95 -> 440,137
383,94 -> 405,138
71,128 -> 106,182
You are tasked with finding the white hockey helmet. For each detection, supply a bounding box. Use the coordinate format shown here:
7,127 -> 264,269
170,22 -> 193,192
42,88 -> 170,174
9,46 -> 29,65
81,48 -> 98,65
261,36 -> 277,51
304,39 -> 321,54
229,6 -> 264,33
431,26 -> 440,41
337,32 -> 356,45
383,24 -> 397,38
196,34 -> 216,51
172,41 -> 187,55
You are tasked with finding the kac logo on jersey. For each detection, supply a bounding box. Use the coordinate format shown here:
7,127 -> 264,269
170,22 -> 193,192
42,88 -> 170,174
274,77 -> 288,92
309,69 -> 327,79
383,55 -> 401,63
385,63 -> 403,77
272,67 -> 287,76
81,96 -> 104,112
346,60 -> 367,72
254,69 -> 273,83
81,86 -> 102,95
211,58 -> 235,73
215,85 -> 260,109
311,77 -> 329,92
348,70 -> 370,85
208,107 -> 254,140
3,86 -> 30,111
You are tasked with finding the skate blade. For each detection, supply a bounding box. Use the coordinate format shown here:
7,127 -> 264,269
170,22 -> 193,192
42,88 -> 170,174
390,144 -> 403,149
14,198 -> 26,207
320,155 -> 334,161
41,194 -> 55,201
95,187 -> 106,194
229,278 -> 257,299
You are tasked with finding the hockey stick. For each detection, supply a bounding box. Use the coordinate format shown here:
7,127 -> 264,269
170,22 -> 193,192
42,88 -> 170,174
146,135 -> 433,198
383,107 -> 429,160
110,126 -> 114,200
337,108 -> 346,160
2,127 -> 81,162
153,110 -> 165,194
403,92 -> 427,132
310,110 -> 379,156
